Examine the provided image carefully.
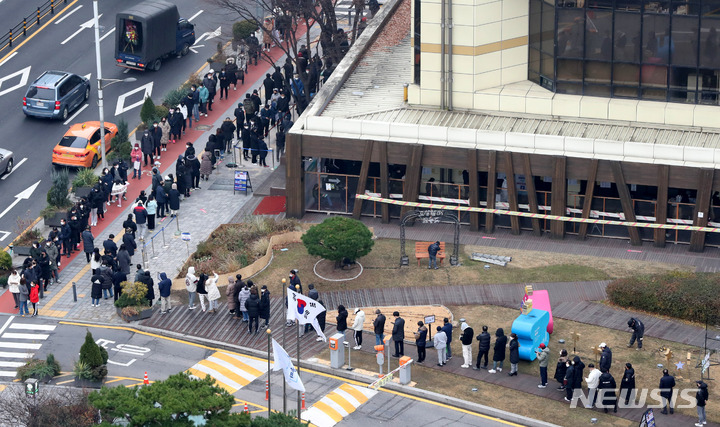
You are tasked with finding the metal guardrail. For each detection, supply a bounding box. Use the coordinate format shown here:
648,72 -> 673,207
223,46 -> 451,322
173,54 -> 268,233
0,0 -> 68,53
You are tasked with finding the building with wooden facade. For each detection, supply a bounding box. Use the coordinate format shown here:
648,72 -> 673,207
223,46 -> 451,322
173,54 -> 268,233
286,0 -> 720,252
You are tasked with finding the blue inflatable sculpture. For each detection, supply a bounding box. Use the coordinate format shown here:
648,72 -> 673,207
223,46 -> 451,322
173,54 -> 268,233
511,309 -> 550,361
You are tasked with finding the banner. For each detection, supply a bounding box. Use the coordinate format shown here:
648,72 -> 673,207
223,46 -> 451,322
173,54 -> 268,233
286,288 -> 327,342
272,338 -> 305,392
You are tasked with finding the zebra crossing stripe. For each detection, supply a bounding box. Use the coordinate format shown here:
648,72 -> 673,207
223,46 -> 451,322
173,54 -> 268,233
8,323 -> 56,331
0,342 -> 42,350
302,383 -> 377,427
2,332 -> 50,340
187,351 -> 269,394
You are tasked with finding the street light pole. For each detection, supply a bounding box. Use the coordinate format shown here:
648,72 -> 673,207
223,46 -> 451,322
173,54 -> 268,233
92,0 -> 106,170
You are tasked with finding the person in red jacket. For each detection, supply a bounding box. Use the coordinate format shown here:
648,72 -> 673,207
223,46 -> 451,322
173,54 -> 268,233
29,282 -> 40,317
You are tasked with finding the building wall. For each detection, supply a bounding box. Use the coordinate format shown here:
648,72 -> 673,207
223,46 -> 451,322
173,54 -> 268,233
409,0 -> 530,108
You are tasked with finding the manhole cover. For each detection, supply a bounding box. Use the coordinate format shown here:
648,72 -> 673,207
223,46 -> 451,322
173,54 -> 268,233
195,125 -> 213,131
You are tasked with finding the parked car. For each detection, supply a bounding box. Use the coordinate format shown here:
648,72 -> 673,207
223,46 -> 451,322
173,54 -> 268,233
0,148 -> 13,176
23,71 -> 91,120
52,122 -> 118,169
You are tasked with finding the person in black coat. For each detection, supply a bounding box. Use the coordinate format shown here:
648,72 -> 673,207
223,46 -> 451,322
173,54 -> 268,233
620,362 -> 636,405
99,263 -> 114,299
233,104 -> 245,139
90,274 -> 103,306
628,317 -> 644,349
554,349 -> 569,390
155,184 -> 167,218
117,245 -> 131,275
169,184 -> 181,215
508,333 -> 520,376
564,359 -> 576,402
122,229 -> 136,257
103,235 -> 118,258
245,287 -> 261,334
490,328 -> 507,373
150,121 -> 162,160
336,305 -> 348,338
112,270 -> 126,302
259,285 -> 270,326
186,154 -> 201,190
474,325 -> 491,370
141,130 -> 154,166
221,118 -> 236,153
598,369 -> 617,413
123,215 -> 137,239
258,138 -> 269,167
572,355 -> 585,391
391,311 -> 405,357
141,270 -> 155,306
241,124 -> 252,160
599,343 -> 612,372
81,227 -> 94,262
659,369 -> 676,414
175,156 -> 186,197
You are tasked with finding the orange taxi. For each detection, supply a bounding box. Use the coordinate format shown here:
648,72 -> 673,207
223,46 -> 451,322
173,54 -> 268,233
52,121 -> 118,168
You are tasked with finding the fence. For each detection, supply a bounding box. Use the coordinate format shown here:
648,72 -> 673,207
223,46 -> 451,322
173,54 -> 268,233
0,0 -> 67,53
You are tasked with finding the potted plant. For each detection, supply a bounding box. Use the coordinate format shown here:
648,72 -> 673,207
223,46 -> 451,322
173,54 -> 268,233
73,331 -> 108,388
16,353 -> 62,384
115,281 -> 153,322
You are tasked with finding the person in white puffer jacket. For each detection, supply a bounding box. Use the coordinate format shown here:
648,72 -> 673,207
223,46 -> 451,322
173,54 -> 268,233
185,266 -> 198,310
206,272 -> 220,314
8,270 -> 20,310
351,308 -> 365,350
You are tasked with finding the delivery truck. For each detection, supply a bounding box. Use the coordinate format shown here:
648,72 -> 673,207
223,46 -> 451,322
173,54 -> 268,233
115,0 -> 196,71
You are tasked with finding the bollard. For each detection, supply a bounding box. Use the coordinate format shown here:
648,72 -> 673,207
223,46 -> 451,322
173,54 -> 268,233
174,215 -> 181,236
38,281 -> 44,300
348,8 -> 352,26
72,282 -> 77,302
51,0 -> 54,14
161,227 -> 168,248
23,18 -> 26,36
9,29 -> 12,47
37,7 -> 40,25
8,244 -> 13,258
141,245 -> 149,269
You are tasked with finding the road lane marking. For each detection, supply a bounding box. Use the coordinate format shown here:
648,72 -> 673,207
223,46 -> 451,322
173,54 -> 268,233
187,351 -> 269,393
115,82 -> 153,116
0,370 -> 18,377
0,65 -> 31,97
1,157 -> 26,180
63,103 -> 88,125
99,27 -> 115,42
2,332 -> 50,340
61,14 -> 102,45
0,52 -> 17,68
54,4 -> 83,24
0,0 -> 80,65
0,317 -> 12,337
0,342 -> 42,349
0,361 -> 25,368
9,323 -> 56,331
0,351 -> 34,358
188,10 -> 204,21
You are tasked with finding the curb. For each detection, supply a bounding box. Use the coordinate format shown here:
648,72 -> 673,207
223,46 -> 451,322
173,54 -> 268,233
107,321 -> 560,427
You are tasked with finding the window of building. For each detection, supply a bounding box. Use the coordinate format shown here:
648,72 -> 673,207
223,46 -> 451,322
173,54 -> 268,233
413,0 -> 421,85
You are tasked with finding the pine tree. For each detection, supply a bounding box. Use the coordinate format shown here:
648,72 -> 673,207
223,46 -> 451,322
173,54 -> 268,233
79,331 -> 103,369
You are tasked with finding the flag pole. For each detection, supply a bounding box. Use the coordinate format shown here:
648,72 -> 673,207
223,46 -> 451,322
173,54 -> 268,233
282,278 -> 287,415
267,328 -> 272,419
295,284 -> 302,422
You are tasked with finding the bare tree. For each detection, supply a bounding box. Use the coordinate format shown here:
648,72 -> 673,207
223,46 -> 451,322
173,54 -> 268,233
208,0 -> 346,112
0,384 -> 96,427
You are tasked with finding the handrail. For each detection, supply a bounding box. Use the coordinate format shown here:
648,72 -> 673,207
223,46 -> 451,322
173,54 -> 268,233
0,0 -> 67,52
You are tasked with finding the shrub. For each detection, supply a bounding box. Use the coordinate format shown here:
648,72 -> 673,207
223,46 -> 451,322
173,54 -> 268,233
47,168 -> 72,208
46,353 -> 62,376
302,217 -> 374,263
79,331 -> 103,369
72,168 -> 99,189
109,119 -> 131,162
154,105 -> 169,122
163,88 -> 186,109
139,96 -> 156,127
17,359 -> 56,381
115,281 -> 149,308
0,277 -> 7,288
73,360 -> 92,380
252,411 -> 309,426
0,250 -> 11,270
606,271 -> 720,324
233,20 -> 258,41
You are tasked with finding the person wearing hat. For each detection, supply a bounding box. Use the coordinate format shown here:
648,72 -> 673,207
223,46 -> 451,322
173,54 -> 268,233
627,317 -> 644,349
535,342 -> 550,388
459,321 -> 474,368
351,307 -> 365,350
599,342 -> 612,372
427,241 -> 441,269
695,379 -> 709,426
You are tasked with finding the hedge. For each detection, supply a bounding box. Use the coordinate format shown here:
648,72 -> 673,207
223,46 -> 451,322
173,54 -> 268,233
606,271 -> 720,324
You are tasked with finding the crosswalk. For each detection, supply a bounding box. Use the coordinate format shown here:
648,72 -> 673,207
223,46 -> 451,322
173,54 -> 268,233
0,318 -> 56,378
302,383 -> 378,427
187,351 -> 270,394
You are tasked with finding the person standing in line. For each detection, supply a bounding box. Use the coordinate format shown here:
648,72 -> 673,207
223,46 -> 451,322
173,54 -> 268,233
81,226 -> 94,263
17,278 -> 29,316
168,184 -> 181,217
117,244 -> 131,275
536,343 -> 550,388
427,241 -> 440,269
196,273 -> 209,312
508,333 -> 520,376
695,380 -> 709,427
90,249 -> 102,275
391,311 -> 405,358
158,272 -> 172,314
554,349 -> 569,391
441,318 -> 453,360
351,308 -> 365,350
225,276 -> 237,316
145,195 -> 157,232
275,125 -> 285,162
563,358 -> 576,402
599,342 -> 612,372
155,184 -> 167,219
185,266 -> 198,310
598,368 -> 617,413
206,272 -> 220,314
219,68 -> 229,100
29,281 -> 39,317
488,328 -> 507,373
373,309 -> 386,345
102,234 -> 118,258
45,240 -> 59,285
131,143 -> 142,179
620,362 -> 636,406
133,201 -> 148,240
259,285 -> 271,327
238,283 -> 250,322
434,326 -> 447,367
627,317 -> 645,350
584,363 -> 601,408
414,321 -> 427,363
572,355 -> 586,394
459,321 -> 474,368
141,270 -> 155,307
659,369 -> 676,414
141,130 -> 154,167
199,83 -> 209,117
112,267 -> 126,303
159,116 -> 171,152
150,121 -> 162,161
245,285 -> 261,334
474,325 -> 491,370
336,305 -> 349,343
8,270 -> 20,310
90,273 -> 102,308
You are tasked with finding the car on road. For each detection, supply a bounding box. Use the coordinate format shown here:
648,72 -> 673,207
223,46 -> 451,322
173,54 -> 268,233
52,122 -> 118,169
23,71 -> 91,120
0,148 -> 13,176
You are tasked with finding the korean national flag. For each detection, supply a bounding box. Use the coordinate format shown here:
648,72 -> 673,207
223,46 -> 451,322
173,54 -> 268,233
286,288 -> 327,342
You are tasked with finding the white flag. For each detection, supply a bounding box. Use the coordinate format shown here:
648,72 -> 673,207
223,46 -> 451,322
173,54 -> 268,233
272,338 -> 305,392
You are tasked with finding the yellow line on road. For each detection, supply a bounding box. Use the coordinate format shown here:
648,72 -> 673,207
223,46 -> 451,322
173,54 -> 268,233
0,0 -> 80,64
58,321 -> 523,426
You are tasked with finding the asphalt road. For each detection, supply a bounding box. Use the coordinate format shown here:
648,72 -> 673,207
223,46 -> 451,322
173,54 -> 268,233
0,315 -> 523,426
0,0 -> 229,245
